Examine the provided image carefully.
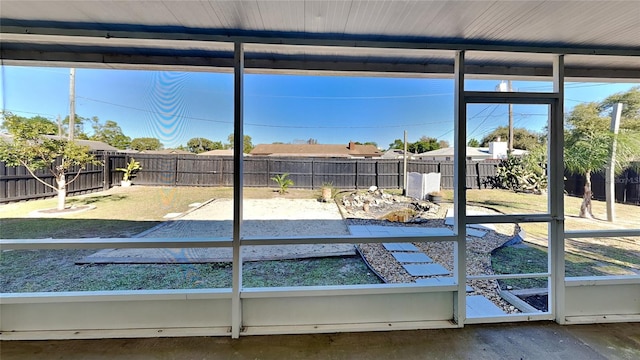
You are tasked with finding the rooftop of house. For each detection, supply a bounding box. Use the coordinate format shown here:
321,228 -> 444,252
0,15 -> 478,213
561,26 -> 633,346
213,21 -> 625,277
197,149 -> 237,156
1,133 -> 119,151
417,142 -> 527,160
250,142 -> 382,158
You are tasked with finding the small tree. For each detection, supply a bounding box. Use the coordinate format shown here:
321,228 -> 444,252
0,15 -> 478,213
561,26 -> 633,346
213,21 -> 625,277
226,133 -> 254,153
271,173 -> 294,194
89,117 -> 131,149
565,101 -> 640,218
0,112 -> 102,210
130,137 -> 163,151
187,137 -> 223,154
480,126 -> 542,150
388,139 -> 404,150
116,157 -> 142,183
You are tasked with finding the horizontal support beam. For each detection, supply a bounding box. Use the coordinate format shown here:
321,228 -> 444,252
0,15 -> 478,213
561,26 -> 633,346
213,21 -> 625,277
0,237 -> 232,250
464,91 -> 559,104
564,314 -> 640,324
242,320 -> 458,336
3,24 -> 640,56
240,234 -> 456,246
465,313 -> 554,324
467,273 -> 550,281
3,48 -> 640,81
565,275 -> 640,287
242,283 -> 458,298
466,214 -> 554,224
2,31 -> 640,80
565,229 -> 640,238
0,289 -> 232,304
0,327 -> 232,341
0,233 -> 458,251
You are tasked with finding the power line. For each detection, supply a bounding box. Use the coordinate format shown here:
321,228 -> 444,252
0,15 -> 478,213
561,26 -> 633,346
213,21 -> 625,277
468,105 -> 501,138
2,108 -> 57,119
77,95 -> 451,129
246,92 -> 453,100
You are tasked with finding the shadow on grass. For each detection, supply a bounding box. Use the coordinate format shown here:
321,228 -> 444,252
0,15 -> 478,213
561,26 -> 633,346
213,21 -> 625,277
470,199 -> 547,213
565,238 -> 640,270
0,218 -> 161,238
0,250 -> 381,292
67,194 -> 129,205
491,242 -> 635,290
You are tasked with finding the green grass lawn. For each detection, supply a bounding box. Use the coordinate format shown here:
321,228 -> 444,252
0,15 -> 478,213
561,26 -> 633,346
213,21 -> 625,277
0,186 -> 232,238
1,186 -> 636,293
0,186 -> 331,238
457,188 -> 640,286
0,249 -> 381,292
491,243 -> 636,290
0,186 -> 383,292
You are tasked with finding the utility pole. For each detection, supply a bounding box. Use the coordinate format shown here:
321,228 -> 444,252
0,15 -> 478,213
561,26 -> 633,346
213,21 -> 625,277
496,80 -> 514,153
68,68 -> 76,140
403,130 -> 408,195
57,115 -> 62,136
606,103 -> 622,222
507,80 -> 513,154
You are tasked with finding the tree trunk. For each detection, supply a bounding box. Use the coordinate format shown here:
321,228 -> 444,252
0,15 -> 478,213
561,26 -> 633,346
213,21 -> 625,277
579,170 -> 593,218
56,173 -> 67,211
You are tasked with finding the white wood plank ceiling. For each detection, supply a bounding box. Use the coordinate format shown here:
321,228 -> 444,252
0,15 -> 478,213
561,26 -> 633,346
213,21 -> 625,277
1,1 -> 639,79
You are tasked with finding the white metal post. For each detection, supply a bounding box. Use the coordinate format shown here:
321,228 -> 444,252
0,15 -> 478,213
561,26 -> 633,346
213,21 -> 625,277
68,68 -> 76,140
232,41 -> 244,338
606,103 -> 623,221
550,55 -> 566,324
403,130 -> 408,195
453,50 -> 467,326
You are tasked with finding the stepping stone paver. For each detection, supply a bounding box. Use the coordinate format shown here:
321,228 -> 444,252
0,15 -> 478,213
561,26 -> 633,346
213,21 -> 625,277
466,295 -> 505,317
415,278 -> 474,292
392,252 -> 432,263
466,228 -> 488,238
348,225 -> 454,237
444,209 -> 496,231
402,263 -> 450,276
383,243 -> 419,252
469,223 -> 496,231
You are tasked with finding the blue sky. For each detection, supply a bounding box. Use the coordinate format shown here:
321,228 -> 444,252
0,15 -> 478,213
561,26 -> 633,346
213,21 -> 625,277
1,65 -> 638,149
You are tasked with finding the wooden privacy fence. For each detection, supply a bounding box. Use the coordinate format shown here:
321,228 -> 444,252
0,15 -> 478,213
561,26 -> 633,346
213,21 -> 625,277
2,153 -> 639,205
0,153 -> 108,203
111,154 -> 497,191
564,163 -> 640,205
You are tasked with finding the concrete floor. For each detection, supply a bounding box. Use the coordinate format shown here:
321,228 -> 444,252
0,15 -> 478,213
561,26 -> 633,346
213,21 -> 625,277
2,322 -> 639,360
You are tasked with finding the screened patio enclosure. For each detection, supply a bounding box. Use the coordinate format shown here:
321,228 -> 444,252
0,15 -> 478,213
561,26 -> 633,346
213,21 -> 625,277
1,1 -> 639,340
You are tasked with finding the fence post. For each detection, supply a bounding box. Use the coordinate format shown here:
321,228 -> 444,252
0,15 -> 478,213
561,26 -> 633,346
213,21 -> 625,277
398,160 -> 402,190
354,159 -> 358,189
174,156 -> 179,185
103,153 -> 110,190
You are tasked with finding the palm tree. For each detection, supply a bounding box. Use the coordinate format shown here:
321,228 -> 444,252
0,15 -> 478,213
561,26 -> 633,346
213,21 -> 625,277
565,94 -> 640,218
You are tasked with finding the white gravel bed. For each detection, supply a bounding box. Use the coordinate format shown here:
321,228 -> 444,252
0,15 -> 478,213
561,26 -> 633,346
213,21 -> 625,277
345,197 -> 521,314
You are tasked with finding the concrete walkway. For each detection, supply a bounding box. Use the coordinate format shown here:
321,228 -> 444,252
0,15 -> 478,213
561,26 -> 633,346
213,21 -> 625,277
81,199 -> 355,263
3,322 -> 638,359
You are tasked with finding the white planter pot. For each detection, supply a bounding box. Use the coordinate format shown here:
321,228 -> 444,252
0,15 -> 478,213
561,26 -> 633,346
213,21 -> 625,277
121,180 -> 132,187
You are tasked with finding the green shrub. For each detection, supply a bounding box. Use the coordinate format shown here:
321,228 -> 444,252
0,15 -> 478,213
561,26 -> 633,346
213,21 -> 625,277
271,173 -> 294,194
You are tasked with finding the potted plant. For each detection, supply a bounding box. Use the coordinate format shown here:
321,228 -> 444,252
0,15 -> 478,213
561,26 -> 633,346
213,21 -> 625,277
428,190 -> 442,204
117,157 -> 142,187
321,182 -> 333,202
